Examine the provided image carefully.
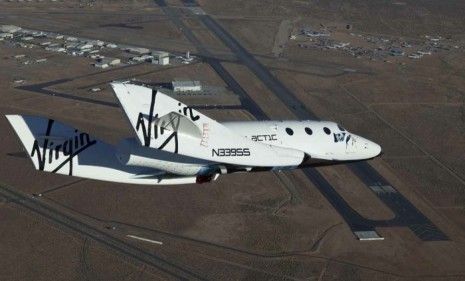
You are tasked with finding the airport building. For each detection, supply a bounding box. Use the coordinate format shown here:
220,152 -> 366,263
152,50 -> 170,65
0,24 -> 174,69
0,25 -> 21,33
94,57 -> 121,69
94,62 -> 109,69
0,33 -> 13,40
87,40 -> 105,47
172,80 -> 202,92
75,43 -> 94,51
131,55 -> 153,63
45,46 -> 65,52
125,47 -> 151,55
100,57 -> 121,66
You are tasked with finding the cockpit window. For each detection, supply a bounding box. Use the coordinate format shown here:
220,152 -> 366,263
305,127 -> 313,135
337,124 -> 346,131
286,128 -> 294,135
323,127 -> 331,135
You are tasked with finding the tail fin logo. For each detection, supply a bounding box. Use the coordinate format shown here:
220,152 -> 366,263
178,102 -> 200,121
135,90 -> 179,152
30,119 -> 97,175
134,89 -> 201,153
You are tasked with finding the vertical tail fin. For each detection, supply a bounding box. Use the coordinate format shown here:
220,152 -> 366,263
111,82 -> 306,167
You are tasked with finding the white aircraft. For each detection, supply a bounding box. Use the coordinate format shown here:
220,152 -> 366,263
6,82 -> 381,185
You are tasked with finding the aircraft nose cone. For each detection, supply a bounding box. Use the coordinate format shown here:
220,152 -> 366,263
372,143 -> 382,157
363,139 -> 382,158
350,135 -> 382,159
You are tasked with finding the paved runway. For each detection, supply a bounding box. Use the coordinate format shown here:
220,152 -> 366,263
174,0 -> 448,240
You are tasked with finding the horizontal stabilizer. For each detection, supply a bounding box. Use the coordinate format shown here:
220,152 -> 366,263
5,115 -> 199,185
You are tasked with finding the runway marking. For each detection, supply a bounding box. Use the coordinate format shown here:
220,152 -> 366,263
127,234 -> 163,245
354,231 -> 385,241
369,184 -> 396,194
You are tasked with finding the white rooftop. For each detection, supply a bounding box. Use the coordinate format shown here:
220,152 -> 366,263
0,25 -> 21,33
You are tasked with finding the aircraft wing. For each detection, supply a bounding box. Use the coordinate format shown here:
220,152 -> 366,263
5,115 -> 199,185
111,82 -> 305,167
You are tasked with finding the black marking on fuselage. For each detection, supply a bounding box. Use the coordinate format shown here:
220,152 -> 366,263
333,132 -> 346,143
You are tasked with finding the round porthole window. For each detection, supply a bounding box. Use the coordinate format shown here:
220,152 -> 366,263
305,127 -> 313,135
286,128 -> 294,135
323,127 -> 331,135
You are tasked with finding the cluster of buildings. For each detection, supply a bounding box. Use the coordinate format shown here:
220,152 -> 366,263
359,33 -> 445,60
294,26 -> 461,62
0,25 -> 21,39
0,24 -> 172,68
124,48 -> 169,65
295,27 -> 355,54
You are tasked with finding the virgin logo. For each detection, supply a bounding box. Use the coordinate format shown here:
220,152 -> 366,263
30,119 -> 97,175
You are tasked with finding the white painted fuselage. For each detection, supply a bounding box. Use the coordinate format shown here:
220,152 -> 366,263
223,120 -> 381,163
6,82 -> 382,185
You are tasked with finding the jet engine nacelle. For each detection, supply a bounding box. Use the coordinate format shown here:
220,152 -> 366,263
115,138 -> 210,176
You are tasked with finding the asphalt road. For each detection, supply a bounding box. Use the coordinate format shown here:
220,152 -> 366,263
348,162 -> 448,240
175,0 -> 448,240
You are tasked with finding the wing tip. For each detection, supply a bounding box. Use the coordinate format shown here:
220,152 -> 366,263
5,114 -> 22,123
5,115 -> 28,135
